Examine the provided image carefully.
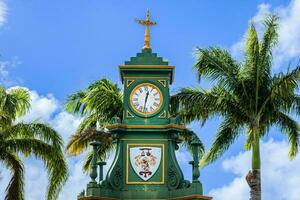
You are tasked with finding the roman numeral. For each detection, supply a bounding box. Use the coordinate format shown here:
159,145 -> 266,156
153,102 -> 159,107
153,102 -> 158,107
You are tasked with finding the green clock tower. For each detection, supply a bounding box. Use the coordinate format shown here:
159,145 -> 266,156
78,10 -> 212,200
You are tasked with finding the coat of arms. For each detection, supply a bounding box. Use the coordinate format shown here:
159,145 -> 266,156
129,146 -> 161,181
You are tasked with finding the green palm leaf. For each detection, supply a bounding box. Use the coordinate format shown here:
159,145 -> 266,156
0,151 -> 24,200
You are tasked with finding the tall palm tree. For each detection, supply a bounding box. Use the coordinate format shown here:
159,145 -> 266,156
65,78 -> 205,171
171,14 -> 300,200
0,86 -> 68,200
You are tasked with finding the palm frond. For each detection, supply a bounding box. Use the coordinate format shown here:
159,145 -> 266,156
66,128 -> 112,156
259,14 -> 279,79
258,65 -> 300,116
274,112 -> 300,158
5,138 -> 68,200
0,151 -> 24,200
170,87 -> 211,124
6,123 -> 64,149
7,87 -> 31,118
65,90 -> 87,115
172,86 -> 249,124
194,47 -> 239,88
83,79 -> 123,122
200,118 -> 241,166
244,21 -> 261,114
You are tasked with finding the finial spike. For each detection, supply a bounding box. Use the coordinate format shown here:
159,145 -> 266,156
135,9 -> 157,49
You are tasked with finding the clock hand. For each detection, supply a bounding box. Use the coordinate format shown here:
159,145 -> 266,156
143,91 -> 150,112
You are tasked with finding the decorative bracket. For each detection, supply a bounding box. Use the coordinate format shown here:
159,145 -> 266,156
126,79 -> 135,87
158,110 -> 167,118
158,80 -> 167,87
126,110 -> 135,118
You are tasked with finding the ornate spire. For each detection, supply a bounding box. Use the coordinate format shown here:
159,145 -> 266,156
135,9 -> 157,49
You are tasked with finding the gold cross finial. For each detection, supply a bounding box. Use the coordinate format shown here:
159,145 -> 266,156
135,9 -> 157,49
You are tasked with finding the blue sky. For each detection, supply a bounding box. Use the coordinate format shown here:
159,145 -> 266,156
1,0 -> 300,199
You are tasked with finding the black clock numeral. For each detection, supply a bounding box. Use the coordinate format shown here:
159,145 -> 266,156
133,98 -> 138,101
153,102 -> 159,107
150,106 -> 154,112
143,107 -> 148,112
144,86 -> 148,91
138,106 -> 143,111
154,98 -> 160,101
139,88 -> 143,93
153,92 -> 158,96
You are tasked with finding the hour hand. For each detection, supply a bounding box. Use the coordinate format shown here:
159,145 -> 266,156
143,92 -> 150,112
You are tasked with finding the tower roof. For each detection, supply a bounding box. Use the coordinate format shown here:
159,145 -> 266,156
124,48 -> 168,65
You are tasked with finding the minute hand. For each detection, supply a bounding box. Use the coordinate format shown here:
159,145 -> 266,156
143,92 -> 149,112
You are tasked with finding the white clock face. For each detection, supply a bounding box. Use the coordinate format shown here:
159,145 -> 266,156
130,83 -> 163,115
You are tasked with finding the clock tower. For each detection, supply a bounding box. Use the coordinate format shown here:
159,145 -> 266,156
78,10 -> 212,200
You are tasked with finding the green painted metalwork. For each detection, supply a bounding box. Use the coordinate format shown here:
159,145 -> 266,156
125,48 -> 168,65
78,36 -> 212,200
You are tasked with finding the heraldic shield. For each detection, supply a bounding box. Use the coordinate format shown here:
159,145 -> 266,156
129,146 -> 162,181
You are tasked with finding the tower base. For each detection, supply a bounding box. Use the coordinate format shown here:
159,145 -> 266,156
78,181 -> 212,200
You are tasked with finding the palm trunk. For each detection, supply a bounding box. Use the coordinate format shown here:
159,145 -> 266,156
246,134 -> 261,200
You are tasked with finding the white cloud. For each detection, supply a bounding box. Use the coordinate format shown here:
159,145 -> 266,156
18,90 -> 60,123
0,0 -> 7,27
231,0 -> 300,67
58,157 -> 90,199
252,4 -> 271,24
0,57 -> 22,86
51,111 -> 82,141
275,0 -> 300,65
209,139 -> 300,200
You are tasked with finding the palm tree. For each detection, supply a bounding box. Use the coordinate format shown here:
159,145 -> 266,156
0,86 -> 68,200
171,14 -> 300,200
65,78 -> 205,171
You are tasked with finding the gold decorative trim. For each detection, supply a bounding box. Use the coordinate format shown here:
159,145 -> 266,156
158,80 -> 167,87
170,195 -> 213,200
126,110 -> 134,118
135,9 -> 156,49
126,79 -> 135,87
158,111 -> 167,118
120,65 -> 175,69
129,83 -> 163,116
78,196 -> 118,200
107,124 -> 186,130
124,76 -> 170,79
120,138 -> 171,141
126,144 -> 165,184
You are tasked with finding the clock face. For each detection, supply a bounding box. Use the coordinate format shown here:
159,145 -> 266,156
130,83 -> 163,115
